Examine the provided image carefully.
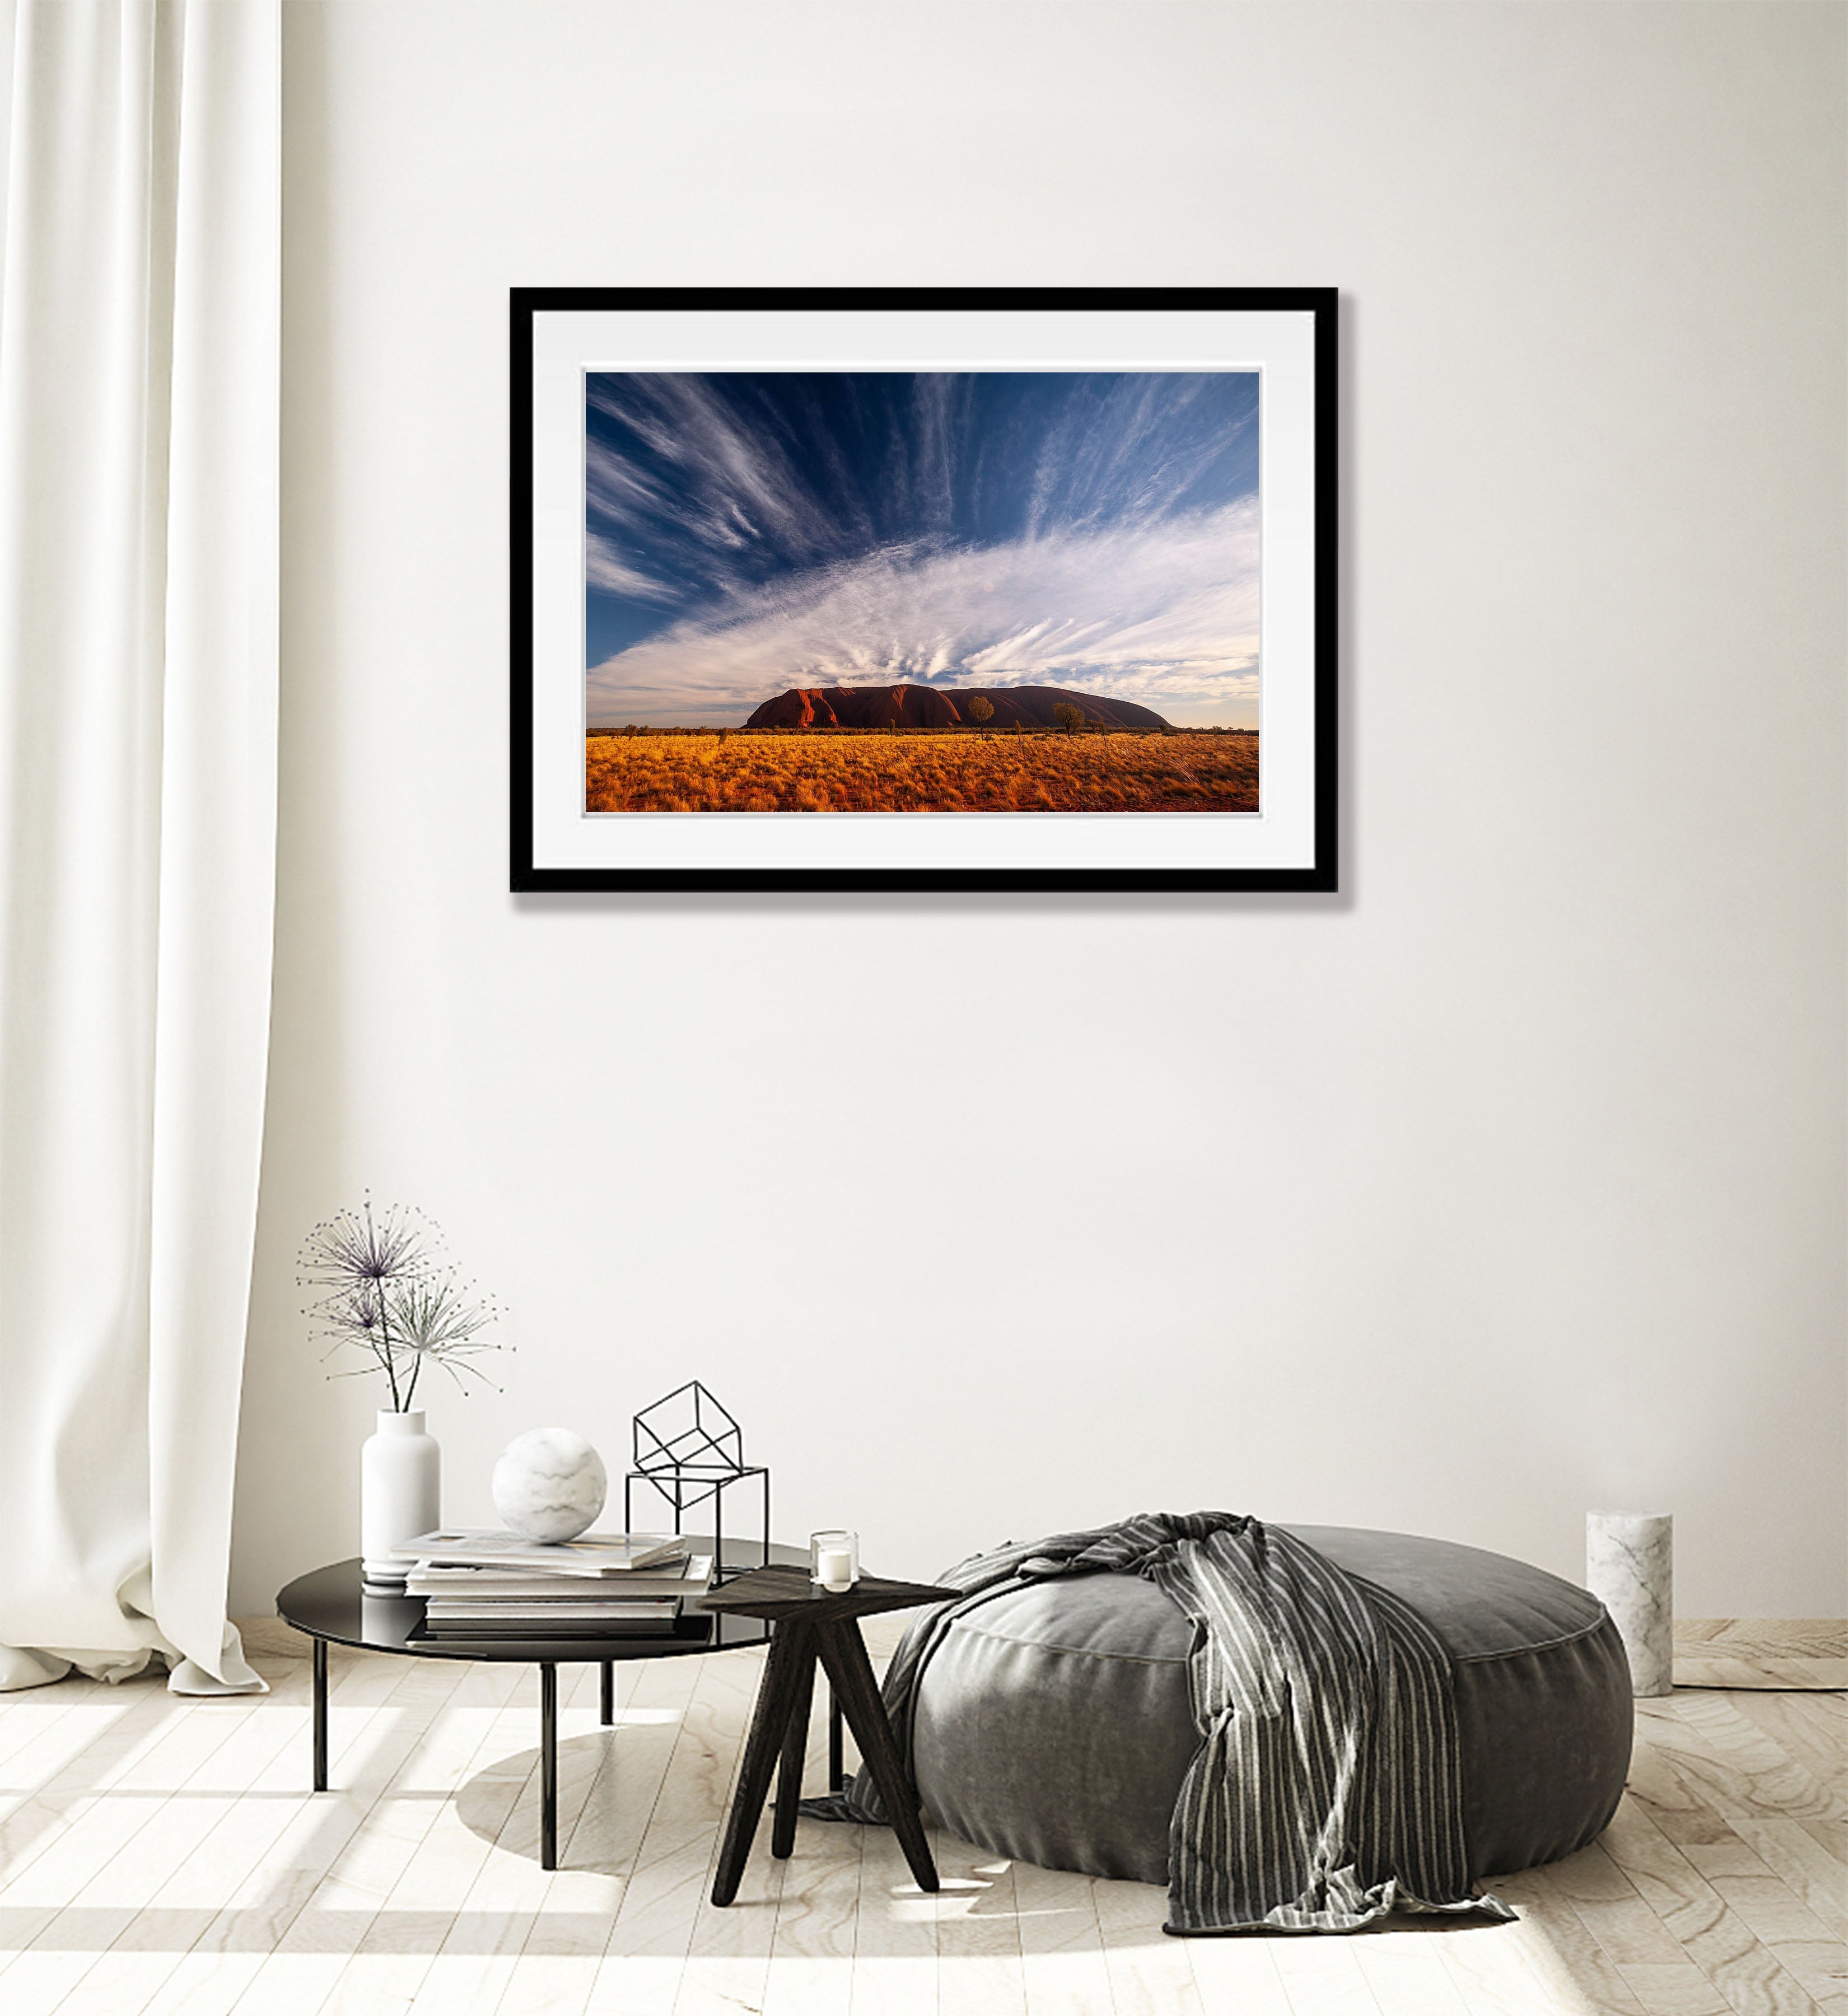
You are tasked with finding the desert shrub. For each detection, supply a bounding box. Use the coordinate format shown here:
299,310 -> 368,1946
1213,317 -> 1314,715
1052,702 -> 1082,732
584,727 -> 1256,814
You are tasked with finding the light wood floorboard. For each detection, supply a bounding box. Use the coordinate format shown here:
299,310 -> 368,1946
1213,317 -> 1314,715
0,1617 -> 1833,2013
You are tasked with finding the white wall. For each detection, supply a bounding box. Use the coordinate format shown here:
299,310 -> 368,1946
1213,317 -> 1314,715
231,2 -> 1847,1620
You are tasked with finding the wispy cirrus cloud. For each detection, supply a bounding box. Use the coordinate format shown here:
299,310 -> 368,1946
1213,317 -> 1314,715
586,375 -> 846,575
584,531 -> 678,602
586,497 -> 1258,728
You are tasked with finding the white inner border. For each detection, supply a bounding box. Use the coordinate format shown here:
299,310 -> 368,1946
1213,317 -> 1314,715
529,307 -> 1319,872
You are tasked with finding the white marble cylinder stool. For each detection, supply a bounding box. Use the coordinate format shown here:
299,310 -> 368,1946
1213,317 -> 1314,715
1585,1510 -> 1673,1697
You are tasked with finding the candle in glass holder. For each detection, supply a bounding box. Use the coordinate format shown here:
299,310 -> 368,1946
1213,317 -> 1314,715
810,1529 -> 859,1592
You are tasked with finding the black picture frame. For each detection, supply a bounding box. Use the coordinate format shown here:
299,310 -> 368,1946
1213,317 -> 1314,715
511,287 -> 1337,894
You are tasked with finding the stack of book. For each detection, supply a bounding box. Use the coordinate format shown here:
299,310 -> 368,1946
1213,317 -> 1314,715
402,1529 -> 714,1640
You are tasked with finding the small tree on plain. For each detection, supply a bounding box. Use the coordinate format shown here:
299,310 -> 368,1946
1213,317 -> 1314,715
966,694 -> 995,731
1052,702 -> 1083,733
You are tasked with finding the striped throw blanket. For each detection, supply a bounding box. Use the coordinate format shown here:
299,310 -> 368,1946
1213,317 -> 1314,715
804,1510 -> 1514,1935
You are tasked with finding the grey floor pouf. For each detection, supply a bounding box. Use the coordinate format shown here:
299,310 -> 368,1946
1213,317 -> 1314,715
909,1524 -> 1633,1885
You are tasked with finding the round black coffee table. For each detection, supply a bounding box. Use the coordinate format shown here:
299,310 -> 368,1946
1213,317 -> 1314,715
277,1539 -> 811,1869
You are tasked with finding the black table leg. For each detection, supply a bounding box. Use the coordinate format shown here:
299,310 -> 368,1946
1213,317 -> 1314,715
770,1632 -> 816,1860
540,1662 -> 558,1871
600,1661 -> 614,1728
312,1639 -> 328,1792
711,1620 -> 813,1906
829,1686 -> 844,1791
815,1623 -> 938,1894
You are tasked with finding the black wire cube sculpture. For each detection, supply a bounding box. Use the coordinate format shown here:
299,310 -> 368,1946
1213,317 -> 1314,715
624,1381 -> 768,1584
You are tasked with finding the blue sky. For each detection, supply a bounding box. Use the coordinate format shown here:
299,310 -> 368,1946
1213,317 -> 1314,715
584,371 -> 1261,729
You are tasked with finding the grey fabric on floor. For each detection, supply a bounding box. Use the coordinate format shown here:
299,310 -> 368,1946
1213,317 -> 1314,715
805,1511 -> 1514,1935
909,1524 -> 1631,1888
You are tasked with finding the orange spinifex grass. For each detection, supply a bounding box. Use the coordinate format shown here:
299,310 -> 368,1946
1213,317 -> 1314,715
584,731 -> 1259,814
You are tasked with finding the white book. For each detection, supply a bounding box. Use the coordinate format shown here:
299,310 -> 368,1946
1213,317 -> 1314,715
406,1555 -> 712,1598
424,1597 -> 679,1621
402,1528 -> 689,1574
418,1610 -> 679,1636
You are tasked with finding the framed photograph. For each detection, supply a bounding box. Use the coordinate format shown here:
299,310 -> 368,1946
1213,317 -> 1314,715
511,288 -> 1336,892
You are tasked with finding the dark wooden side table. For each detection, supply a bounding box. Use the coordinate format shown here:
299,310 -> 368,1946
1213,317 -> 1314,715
697,1565 -> 959,1907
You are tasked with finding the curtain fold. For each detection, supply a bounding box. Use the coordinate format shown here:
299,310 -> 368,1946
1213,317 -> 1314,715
0,0 -> 279,1694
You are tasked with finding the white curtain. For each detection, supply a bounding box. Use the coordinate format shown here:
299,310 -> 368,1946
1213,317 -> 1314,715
0,0 -> 279,1693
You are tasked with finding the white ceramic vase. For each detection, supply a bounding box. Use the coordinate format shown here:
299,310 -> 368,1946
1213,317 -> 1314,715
361,1409 -> 441,1588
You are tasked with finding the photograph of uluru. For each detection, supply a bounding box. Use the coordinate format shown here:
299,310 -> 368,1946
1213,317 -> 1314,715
582,369 -> 1259,813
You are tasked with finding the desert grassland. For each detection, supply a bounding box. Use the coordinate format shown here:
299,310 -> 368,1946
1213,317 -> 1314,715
584,730 -> 1259,813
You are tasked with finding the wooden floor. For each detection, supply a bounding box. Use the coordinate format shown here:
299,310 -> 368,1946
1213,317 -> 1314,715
0,1617 -> 1837,2015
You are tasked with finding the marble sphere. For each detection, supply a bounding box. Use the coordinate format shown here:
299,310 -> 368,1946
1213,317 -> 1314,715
492,1429 -> 608,1543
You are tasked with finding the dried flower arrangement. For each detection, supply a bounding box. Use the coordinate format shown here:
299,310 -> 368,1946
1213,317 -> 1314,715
297,1198 -> 507,1411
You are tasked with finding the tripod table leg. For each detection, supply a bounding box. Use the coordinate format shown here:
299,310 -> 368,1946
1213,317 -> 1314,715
600,1661 -> 614,1727
771,1635 -> 817,1859
815,1624 -> 938,1894
711,1621 -> 813,1906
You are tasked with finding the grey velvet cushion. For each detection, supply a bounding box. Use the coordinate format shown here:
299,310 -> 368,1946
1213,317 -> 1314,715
910,1524 -> 1632,1885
